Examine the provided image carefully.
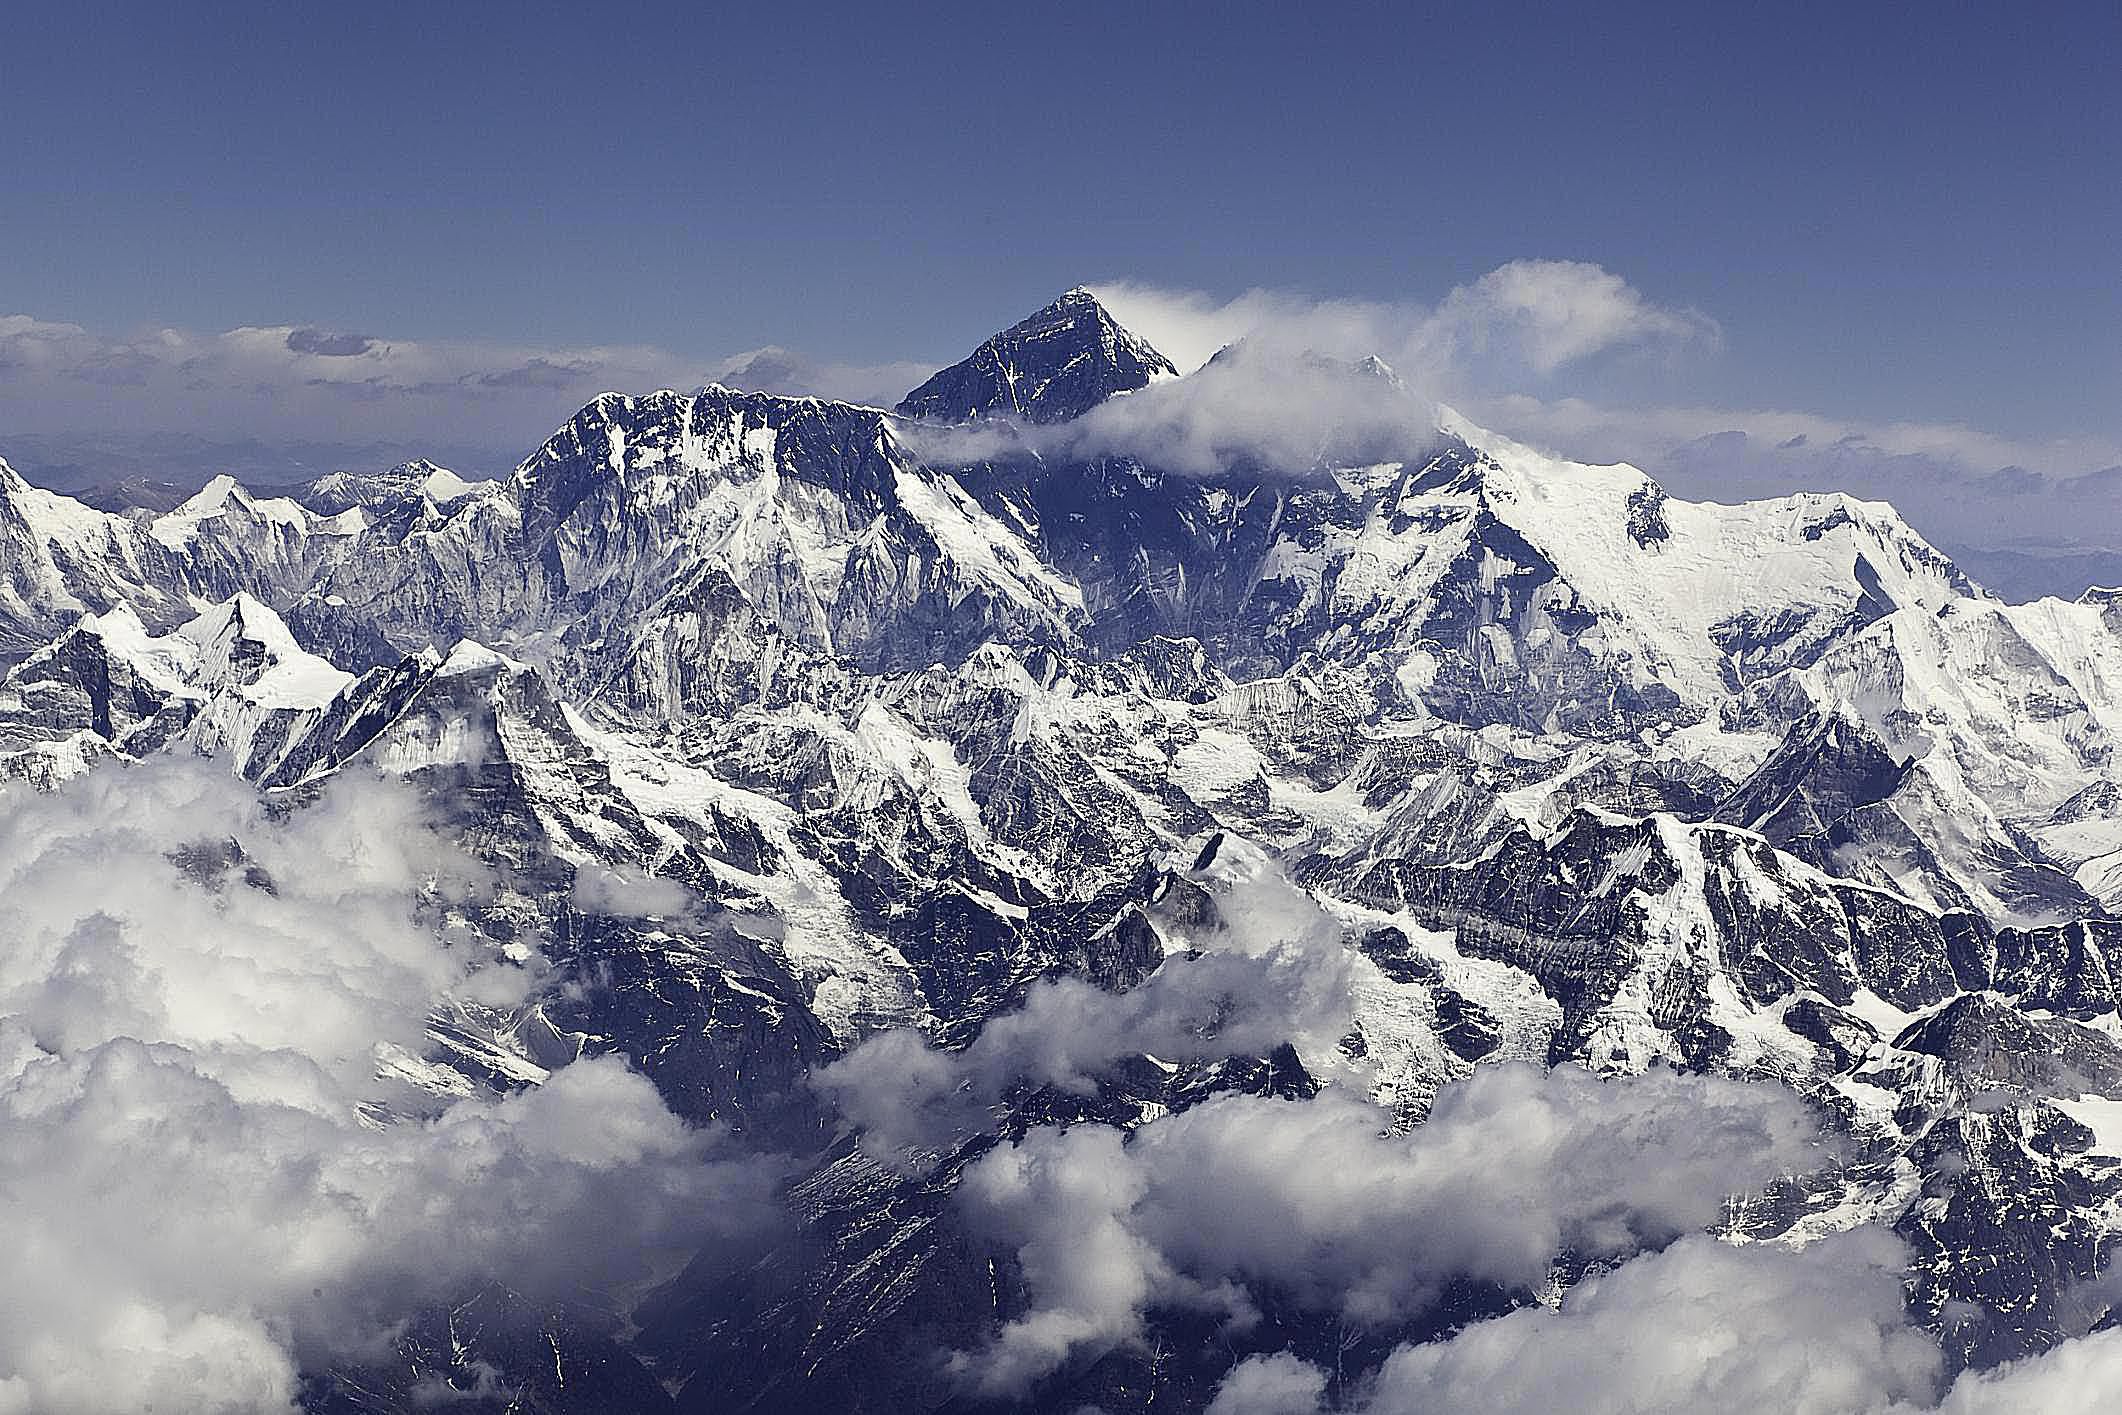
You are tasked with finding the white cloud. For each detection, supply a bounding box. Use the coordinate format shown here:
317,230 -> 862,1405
1344,1229 -> 1936,1415
0,758 -> 777,1414
1431,259 -> 1720,376
1091,260 -> 1716,385
1931,1328 -> 2122,1414
1200,1226 -> 2122,1415
0,312 -> 938,474
950,1063 -> 1827,1397
1203,1351 -> 1332,1415
900,262 -> 1717,477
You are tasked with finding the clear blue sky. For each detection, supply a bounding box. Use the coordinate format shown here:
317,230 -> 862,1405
2,0 -> 2118,444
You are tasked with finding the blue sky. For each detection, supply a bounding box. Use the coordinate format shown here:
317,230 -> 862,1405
2,1 -> 2120,583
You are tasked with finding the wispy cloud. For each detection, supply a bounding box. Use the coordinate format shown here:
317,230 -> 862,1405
0,314 -> 940,486
1090,259 -> 1718,383
709,345 -> 940,409
902,261 -> 1719,477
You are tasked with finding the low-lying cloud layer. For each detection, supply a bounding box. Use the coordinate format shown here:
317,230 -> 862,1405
0,314 -> 928,487
0,759 -> 776,1415
953,1064 -> 1828,1397
810,824 -> 2122,1412
1200,1224 -> 2122,1415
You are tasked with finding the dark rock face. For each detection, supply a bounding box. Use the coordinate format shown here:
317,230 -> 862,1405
895,288 -> 1178,425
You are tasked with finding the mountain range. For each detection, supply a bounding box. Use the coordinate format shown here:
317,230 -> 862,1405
7,289 -> 2122,1412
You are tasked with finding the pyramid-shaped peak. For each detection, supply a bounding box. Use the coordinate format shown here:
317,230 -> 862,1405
176,592 -> 300,658
174,593 -> 351,706
895,287 -> 1177,426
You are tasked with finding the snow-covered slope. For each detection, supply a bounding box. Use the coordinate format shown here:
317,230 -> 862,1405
0,594 -> 352,784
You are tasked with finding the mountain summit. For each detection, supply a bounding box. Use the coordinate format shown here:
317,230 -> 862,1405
895,286 -> 1178,425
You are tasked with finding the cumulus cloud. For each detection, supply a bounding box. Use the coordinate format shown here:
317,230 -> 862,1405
815,835 -> 1832,1401
951,1063 -> 1828,1396
1430,259 -> 1720,376
1196,1224 -> 2122,1415
1342,1229 -> 1935,1415
1190,1228 -> 1923,1415
1930,1328 -> 2122,1414
822,943 -> 1356,1158
1203,1351 -> 1332,1415
0,758 -> 777,1415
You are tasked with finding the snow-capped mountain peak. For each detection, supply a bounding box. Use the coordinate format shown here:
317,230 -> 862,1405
895,286 -> 1179,425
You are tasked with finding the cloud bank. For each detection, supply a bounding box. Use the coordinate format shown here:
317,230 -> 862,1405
0,759 -> 776,1415
0,314 -> 931,487
1201,1223 -> 2122,1415
810,819 -> 2122,1412
951,1063 -> 1828,1397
